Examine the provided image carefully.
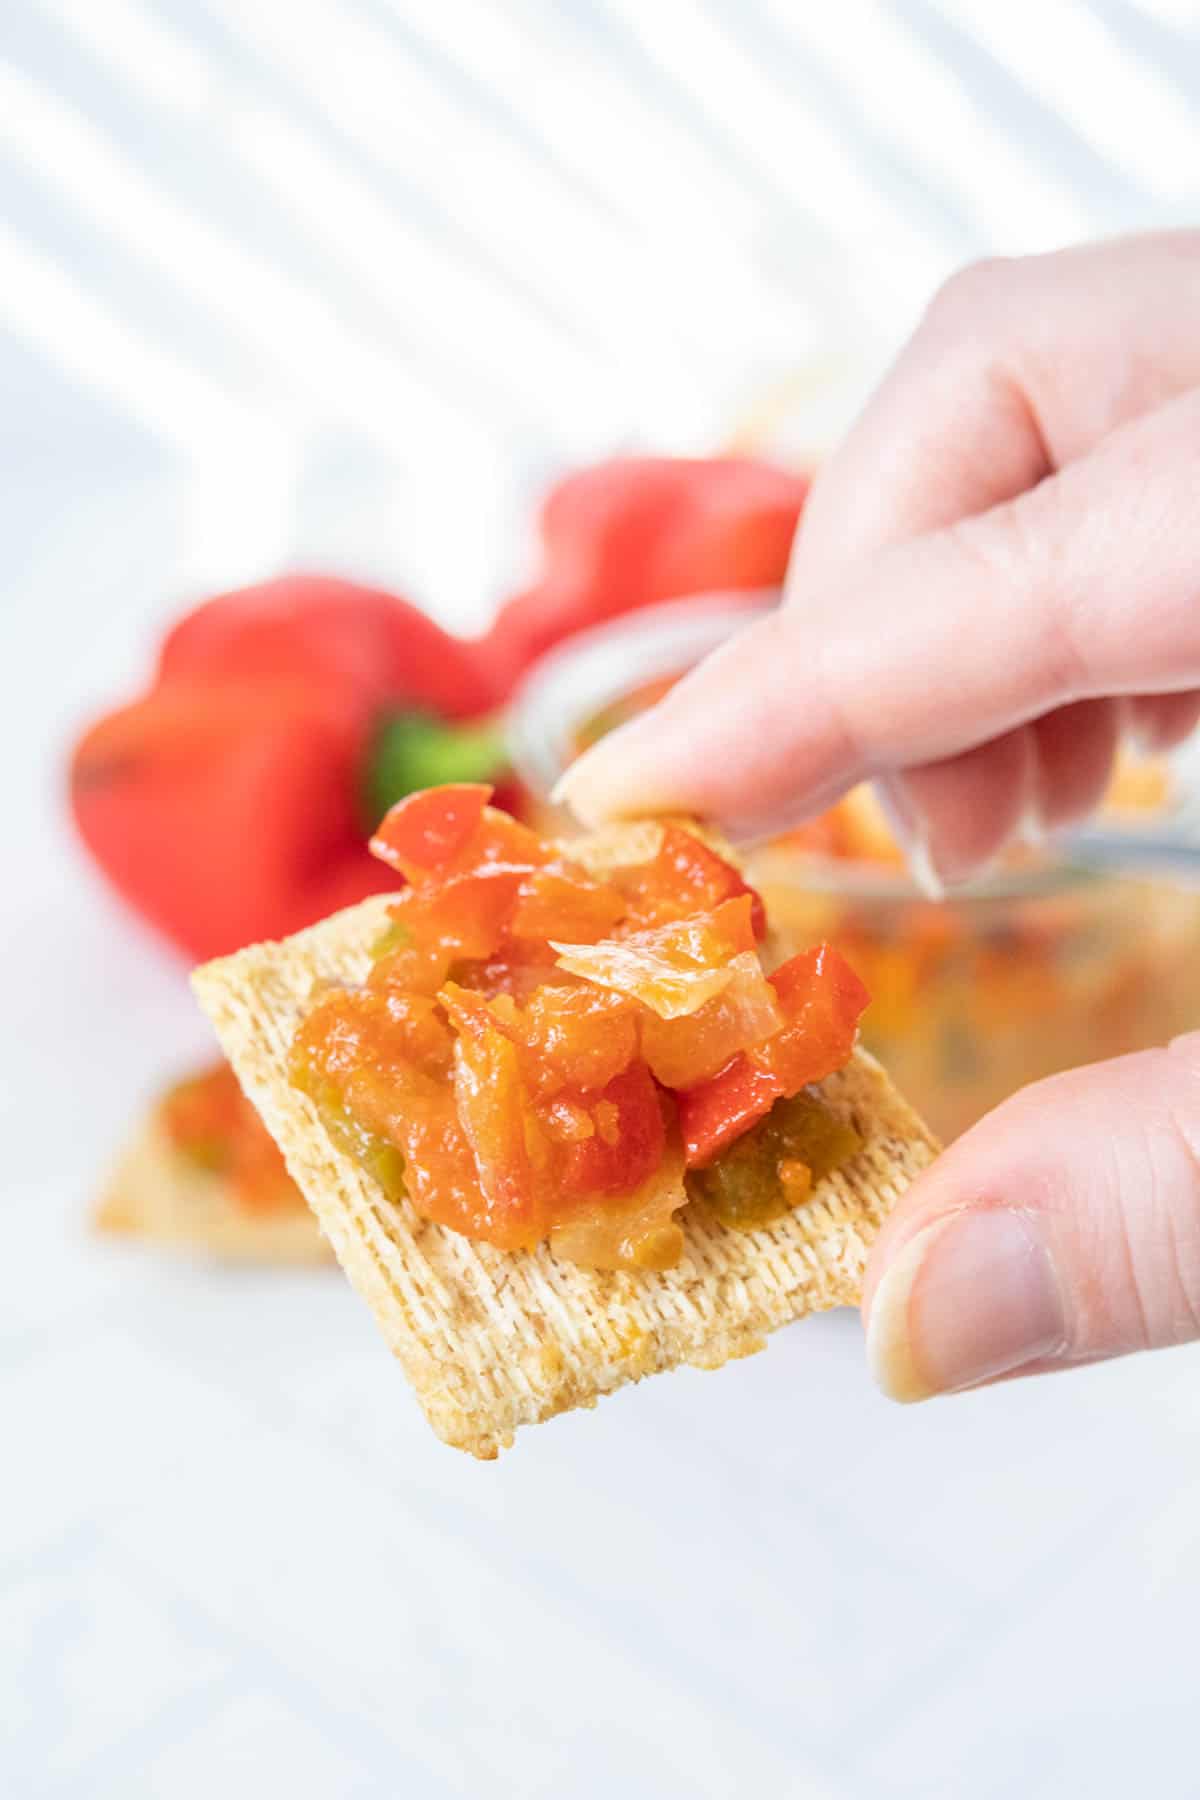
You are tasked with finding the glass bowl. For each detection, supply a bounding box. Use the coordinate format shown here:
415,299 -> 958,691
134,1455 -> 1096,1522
508,597 -> 1200,1142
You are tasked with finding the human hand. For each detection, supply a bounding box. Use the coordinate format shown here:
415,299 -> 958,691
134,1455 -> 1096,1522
559,233 -> 1200,1397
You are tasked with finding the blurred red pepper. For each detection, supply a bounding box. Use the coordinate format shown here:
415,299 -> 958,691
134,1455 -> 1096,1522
70,575 -> 510,961
71,460 -> 808,961
485,454 -> 809,683
155,573 -> 491,717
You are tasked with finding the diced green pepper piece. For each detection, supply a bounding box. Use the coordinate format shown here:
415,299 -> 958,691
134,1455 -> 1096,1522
369,918 -> 412,962
685,1090 -> 861,1231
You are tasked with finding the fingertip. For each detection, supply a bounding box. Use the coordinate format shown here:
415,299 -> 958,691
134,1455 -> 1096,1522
549,752 -> 608,826
1125,691 -> 1200,755
873,775 -> 951,898
550,715 -> 668,826
866,1206 -> 1068,1403
887,730 -> 1037,890
866,1041 -> 1200,1401
551,609 -> 844,834
906,836 -> 949,902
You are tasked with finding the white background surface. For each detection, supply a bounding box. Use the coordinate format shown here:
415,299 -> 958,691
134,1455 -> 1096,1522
7,4 -> 1200,1796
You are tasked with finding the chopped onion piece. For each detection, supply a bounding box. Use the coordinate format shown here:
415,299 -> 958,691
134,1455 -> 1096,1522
552,908 -> 753,1020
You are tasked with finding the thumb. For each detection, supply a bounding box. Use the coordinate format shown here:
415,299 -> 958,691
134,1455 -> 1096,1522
863,1032 -> 1200,1401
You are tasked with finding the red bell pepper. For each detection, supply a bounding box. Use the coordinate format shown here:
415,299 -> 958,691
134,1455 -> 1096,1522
486,454 -> 810,681
369,782 -> 494,881
155,573 -> 493,718
70,575 -> 510,961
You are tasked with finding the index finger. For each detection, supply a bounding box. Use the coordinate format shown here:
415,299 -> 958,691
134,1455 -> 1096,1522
557,387 -> 1200,837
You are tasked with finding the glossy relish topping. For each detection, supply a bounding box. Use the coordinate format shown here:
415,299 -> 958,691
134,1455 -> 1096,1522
289,785 -> 869,1270
685,1091 -> 862,1231
161,1061 -> 301,1215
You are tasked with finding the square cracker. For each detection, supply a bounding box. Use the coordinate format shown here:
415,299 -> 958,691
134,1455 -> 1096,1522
194,825 -> 938,1457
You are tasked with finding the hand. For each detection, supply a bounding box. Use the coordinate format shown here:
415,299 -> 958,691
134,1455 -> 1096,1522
559,232 -> 1200,1398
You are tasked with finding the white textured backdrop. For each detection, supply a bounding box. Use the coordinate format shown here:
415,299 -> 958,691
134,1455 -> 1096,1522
6,4 -> 1200,1796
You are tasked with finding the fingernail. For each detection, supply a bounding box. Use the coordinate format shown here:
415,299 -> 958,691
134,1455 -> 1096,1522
550,721 -> 645,824
866,1211 -> 1068,1402
904,834 -> 947,903
549,763 -> 583,811
875,778 -> 945,901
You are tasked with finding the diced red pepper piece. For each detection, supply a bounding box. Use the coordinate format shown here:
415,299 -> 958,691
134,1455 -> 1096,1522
371,866 -> 525,992
453,1020 -> 548,1248
760,945 -> 871,1094
676,943 -> 869,1167
557,1063 -> 665,1197
370,783 -> 493,880
516,984 -> 640,1096
676,1056 -> 784,1169
380,802 -> 555,894
509,867 -> 626,942
294,987 -> 455,1090
441,980 -> 639,1099
622,826 -> 767,939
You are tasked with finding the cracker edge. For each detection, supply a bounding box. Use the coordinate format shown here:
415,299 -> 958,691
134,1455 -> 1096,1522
193,831 -> 938,1457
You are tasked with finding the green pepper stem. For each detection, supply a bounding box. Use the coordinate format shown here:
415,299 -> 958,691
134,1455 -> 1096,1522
363,709 -> 509,828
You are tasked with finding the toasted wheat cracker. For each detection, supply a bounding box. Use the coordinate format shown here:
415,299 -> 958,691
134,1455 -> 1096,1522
194,823 -> 938,1456
96,1112 -> 331,1266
